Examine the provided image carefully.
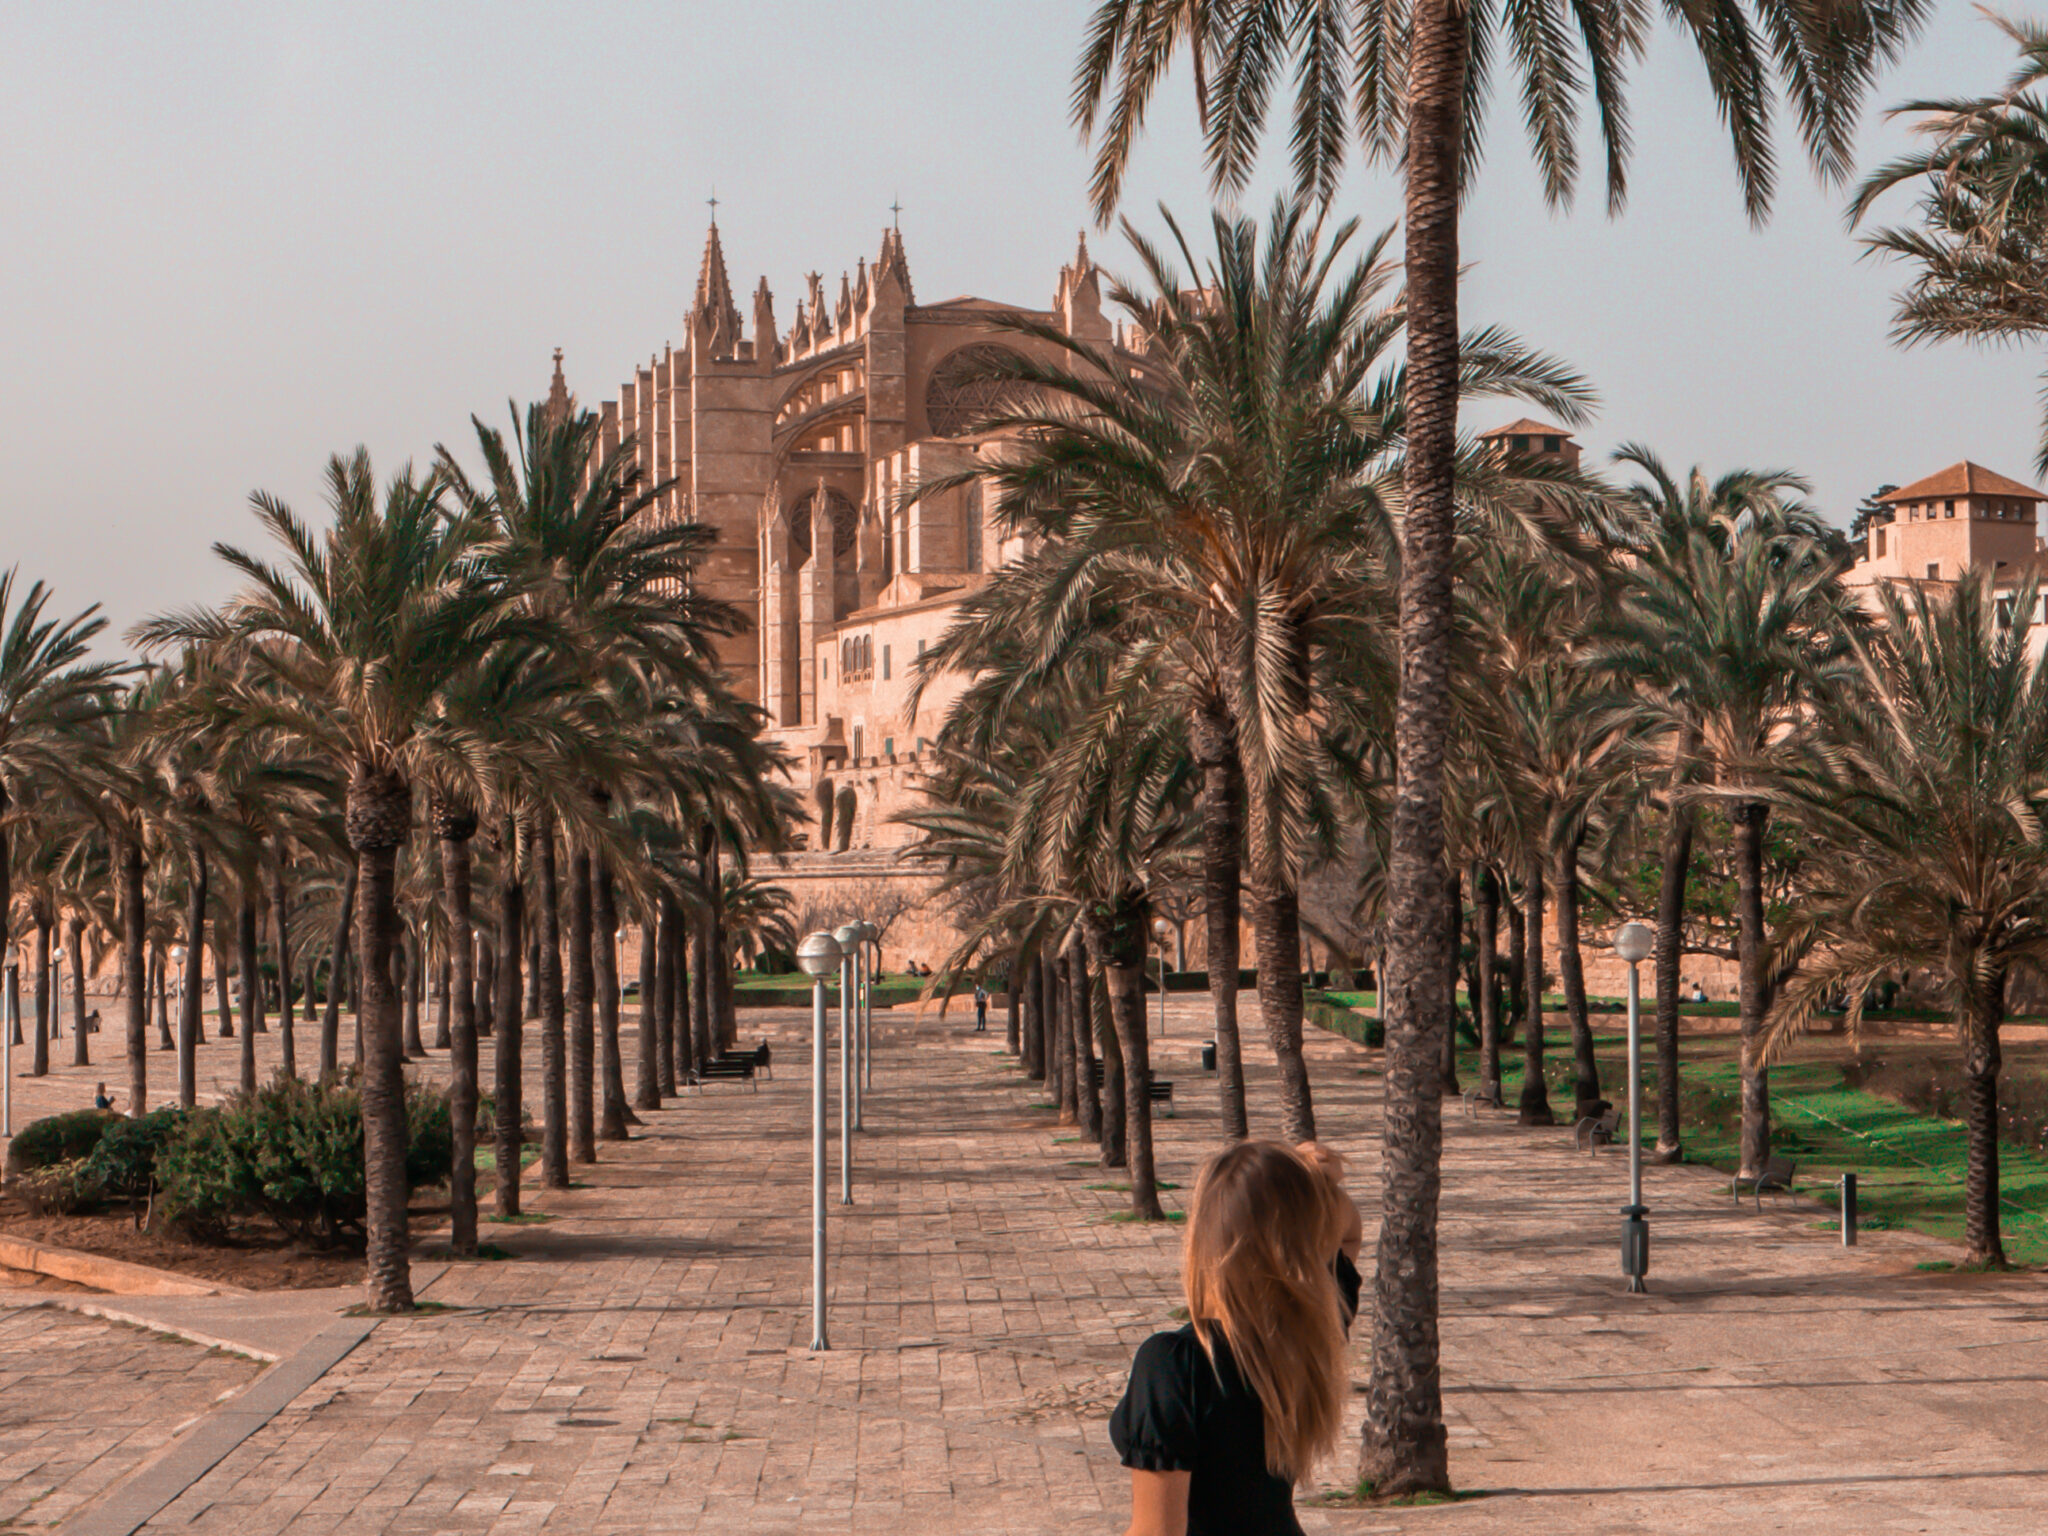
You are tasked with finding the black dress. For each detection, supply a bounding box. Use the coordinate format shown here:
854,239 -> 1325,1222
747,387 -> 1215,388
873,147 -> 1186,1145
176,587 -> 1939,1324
1109,1255 -> 1360,1536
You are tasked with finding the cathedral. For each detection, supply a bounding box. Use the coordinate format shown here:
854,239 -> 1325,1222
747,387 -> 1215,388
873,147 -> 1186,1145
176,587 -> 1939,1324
561,219 -> 1125,872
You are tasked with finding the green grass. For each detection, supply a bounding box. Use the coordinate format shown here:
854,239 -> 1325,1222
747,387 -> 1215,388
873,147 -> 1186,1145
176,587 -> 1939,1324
472,1144 -> 542,1174
1105,1209 -> 1186,1223
1463,1040 -> 2048,1265
483,1211 -> 555,1226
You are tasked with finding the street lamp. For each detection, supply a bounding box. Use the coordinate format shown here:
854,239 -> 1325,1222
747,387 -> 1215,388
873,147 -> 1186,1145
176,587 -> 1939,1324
1152,918 -> 1174,1037
796,930 -> 843,1350
833,924 -> 860,1205
1613,921 -> 1655,1294
2,962 -> 13,1175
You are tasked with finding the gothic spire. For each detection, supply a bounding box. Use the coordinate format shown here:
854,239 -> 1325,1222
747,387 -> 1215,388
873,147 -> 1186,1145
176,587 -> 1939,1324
544,348 -> 571,425
693,220 -> 742,355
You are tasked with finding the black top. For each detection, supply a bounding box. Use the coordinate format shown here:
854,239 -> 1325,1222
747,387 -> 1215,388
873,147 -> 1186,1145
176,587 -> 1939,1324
1109,1255 -> 1360,1536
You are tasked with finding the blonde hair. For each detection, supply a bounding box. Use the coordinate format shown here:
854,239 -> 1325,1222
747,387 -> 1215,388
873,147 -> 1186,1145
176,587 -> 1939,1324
1181,1140 -> 1349,1482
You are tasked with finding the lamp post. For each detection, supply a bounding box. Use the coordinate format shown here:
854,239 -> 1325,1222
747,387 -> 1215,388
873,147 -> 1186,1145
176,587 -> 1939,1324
1613,921 -> 1655,1294
2,962 -> 13,1178
1152,917 -> 1173,1037
861,921 -> 877,1094
834,924 -> 860,1205
797,930 -> 843,1350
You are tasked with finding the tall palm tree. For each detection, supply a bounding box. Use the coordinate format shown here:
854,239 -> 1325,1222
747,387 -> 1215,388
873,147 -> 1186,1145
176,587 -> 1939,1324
1073,0 -> 1930,1494
916,199 -> 1585,1145
1854,13 -> 2048,472
1595,496 -> 1856,1183
1597,449 -> 1832,1160
1769,570 -> 2048,1268
138,449 -> 514,1314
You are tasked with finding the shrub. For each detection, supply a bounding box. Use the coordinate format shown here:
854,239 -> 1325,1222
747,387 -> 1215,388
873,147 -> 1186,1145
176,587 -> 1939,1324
83,1108 -> 184,1201
9,1109 -> 115,1175
19,1158 -> 102,1216
157,1075 -> 457,1246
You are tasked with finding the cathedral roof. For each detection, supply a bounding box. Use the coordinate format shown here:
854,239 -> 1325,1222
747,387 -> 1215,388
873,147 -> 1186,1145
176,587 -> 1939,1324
1880,461 -> 2047,503
1478,418 -> 1576,442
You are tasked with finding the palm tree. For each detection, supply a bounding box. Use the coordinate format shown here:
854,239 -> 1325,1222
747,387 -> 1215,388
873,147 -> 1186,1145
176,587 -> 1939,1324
1854,13 -> 2048,472
916,199 -> 1586,1146
1769,570 -> 2048,1268
1073,0 -> 1930,1494
138,449 -> 514,1314
1597,449 -> 1832,1160
1594,490 -> 1856,1183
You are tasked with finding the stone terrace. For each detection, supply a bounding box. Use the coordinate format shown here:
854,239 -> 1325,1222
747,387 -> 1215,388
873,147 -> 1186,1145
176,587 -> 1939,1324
15,997 -> 2048,1533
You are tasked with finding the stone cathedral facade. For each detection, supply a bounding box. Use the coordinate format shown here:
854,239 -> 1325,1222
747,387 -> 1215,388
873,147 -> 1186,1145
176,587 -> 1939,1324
559,221 -> 1131,952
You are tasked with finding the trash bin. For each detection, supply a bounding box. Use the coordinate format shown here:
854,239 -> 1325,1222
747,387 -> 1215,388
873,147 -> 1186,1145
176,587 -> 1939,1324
1201,1041 -> 1217,1072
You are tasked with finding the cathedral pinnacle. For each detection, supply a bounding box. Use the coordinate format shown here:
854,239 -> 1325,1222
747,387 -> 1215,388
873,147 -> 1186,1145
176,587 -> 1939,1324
544,347 -> 571,425
693,219 -> 743,356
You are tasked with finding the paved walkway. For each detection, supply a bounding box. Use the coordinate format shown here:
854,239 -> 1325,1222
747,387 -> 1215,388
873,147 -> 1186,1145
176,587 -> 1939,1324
12,998 -> 2048,1533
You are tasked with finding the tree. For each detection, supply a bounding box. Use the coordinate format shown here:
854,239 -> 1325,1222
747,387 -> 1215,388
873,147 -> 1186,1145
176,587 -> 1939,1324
1854,13 -> 2048,472
1595,472 -> 1856,1183
1074,0 -> 1930,1495
1770,569 -> 2048,1267
138,449 -> 513,1314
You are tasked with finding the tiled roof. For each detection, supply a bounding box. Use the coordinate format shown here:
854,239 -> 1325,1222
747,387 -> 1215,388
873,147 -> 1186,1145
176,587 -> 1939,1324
1880,462 -> 2048,503
1477,418 -> 1576,442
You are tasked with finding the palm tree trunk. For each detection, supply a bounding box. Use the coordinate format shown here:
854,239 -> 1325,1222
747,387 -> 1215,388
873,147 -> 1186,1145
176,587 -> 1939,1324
30,910 -> 50,1076
535,811 -> 568,1190
1071,938 -> 1101,1142
1653,797 -> 1694,1162
691,910 -> 714,1070
475,935 -> 495,1040
153,946 -> 172,1051
1360,0 -> 1465,1497
1519,855 -> 1553,1125
1023,954 -> 1045,1079
1734,801 -> 1772,1179
439,819 -> 479,1259
567,840 -> 596,1165
1252,881 -> 1316,1142
1056,946 -> 1079,1126
713,913 -> 737,1054
270,871 -> 296,1078
1556,829 -> 1599,1111
1089,899 -> 1163,1220
432,945 -> 450,1051
655,892 -> 679,1096
1439,867 -> 1462,1098
494,814 -> 526,1218
1086,926 -> 1126,1170
673,913 -> 696,1082
595,859 -> 630,1139
1191,698 -> 1249,1140
634,912 -> 660,1111
320,863 -> 356,1082
120,841 -> 145,1109
180,856 -> 205,1105
66,916 -> 89,1070
1962,964 -> 2008,1268
401,922 -> 425,1059
237,894 -> 260,1094
214,932 -> 233,1039
348,762 -> 414,1314
1476,866 -> 1502,1103
526,931 -> 541,1021
1005,964 -> 1022,1054
1505,882 -> 1526,1048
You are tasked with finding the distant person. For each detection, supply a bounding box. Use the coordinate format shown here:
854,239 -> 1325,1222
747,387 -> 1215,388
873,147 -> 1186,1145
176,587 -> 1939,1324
1110,1140 -> 1360,1535
974,983 -> 989,1032
1691,982 -> 1707,1004
93,1082 -> 113,1111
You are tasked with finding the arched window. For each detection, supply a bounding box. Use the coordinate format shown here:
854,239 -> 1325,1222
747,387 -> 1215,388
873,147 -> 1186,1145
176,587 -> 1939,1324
788,486 -> 860,565
924,344 -> 1033,438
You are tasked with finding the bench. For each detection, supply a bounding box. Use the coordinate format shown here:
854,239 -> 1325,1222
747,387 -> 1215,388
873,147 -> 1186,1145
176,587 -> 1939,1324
1087,1060 -> 1176,1116
689,1058 -> 758,1092
725,1041 -> 773,1080
1575,1107 -> 1620,1154
1462,1081 -> 1504,1119
1733,1154 -> 1798,1210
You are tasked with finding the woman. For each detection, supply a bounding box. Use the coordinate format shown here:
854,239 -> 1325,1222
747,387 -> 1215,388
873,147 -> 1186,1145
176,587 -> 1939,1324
1110,1140 -> 1362,1536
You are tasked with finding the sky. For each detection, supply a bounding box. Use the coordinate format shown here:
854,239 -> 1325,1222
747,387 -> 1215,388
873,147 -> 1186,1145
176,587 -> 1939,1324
2,2 -> 2040,647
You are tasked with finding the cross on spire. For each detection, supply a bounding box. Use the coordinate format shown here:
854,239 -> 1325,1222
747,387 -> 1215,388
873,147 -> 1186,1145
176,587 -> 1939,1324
707,187 -> 720,222
889,196 -> 902,230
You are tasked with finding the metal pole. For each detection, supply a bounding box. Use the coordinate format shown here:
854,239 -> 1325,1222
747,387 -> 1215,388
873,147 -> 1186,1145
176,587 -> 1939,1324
811,970 -> 830,1351
1157,954 -> 1165,1037
839,954 -> 853,1205
2,964 -> 12,1178
1840,1172 -> 1858,1246
1623,958 -> 1648,1293
852,945 -> 865,1131
862,939 -> 874,1092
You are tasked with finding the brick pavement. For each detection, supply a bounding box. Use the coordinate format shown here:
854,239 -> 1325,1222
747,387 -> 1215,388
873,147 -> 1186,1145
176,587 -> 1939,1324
14,997 -> 2048,1532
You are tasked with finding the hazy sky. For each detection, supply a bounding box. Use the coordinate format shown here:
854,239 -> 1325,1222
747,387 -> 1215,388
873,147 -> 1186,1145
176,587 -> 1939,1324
4,2 -> 2038,647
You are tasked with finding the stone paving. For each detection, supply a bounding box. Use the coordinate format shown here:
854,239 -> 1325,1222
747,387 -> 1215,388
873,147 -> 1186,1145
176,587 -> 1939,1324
11,995 -> 2048,1533
0,1306 -> 261,1530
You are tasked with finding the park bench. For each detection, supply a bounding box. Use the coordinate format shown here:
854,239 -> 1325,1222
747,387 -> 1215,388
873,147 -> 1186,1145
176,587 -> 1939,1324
1462,1081 -> 1504,1118
1733,1154 -> 1799,1210
724,1041 -> 773,1080
689,1058 -> 759,1092
1087,1059 -> 1176,1116
1575,1106 -> 1620,1154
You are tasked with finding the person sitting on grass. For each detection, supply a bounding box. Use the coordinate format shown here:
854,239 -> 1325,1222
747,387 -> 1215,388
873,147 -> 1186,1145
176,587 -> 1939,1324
1111,1140 -> 1362,1536
93,1082 -> 114,1111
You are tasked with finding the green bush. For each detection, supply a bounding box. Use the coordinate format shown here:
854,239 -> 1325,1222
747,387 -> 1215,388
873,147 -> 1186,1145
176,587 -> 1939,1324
80,1108 -> 184,1201
9,1109 -> 115,1174
157,1076 -> 456,1246
19,1158 -> 102,1216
